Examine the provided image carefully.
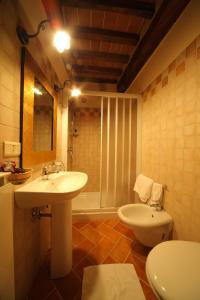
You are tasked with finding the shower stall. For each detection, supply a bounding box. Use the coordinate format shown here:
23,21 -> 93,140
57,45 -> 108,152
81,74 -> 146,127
67,92 -> 139,215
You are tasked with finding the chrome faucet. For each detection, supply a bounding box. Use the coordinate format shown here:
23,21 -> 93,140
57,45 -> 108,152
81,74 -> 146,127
41,166 -> 49,180
150,202 -> 162,211
41,161 -> 65,180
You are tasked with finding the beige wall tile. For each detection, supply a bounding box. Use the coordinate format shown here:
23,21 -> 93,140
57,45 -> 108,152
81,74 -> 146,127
0,0 -> 56,298
141,34 -> 200,242
72,108 -> 101,192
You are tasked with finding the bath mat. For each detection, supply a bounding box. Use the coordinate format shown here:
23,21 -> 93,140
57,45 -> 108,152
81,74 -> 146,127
82,264 -> 146,300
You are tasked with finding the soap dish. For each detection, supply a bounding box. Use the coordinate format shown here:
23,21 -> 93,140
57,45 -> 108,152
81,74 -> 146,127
8,169 -> 32,184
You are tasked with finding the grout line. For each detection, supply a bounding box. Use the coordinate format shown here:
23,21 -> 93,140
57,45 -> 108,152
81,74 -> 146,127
72,243 -> 96,269
131,250 -> 147,264
0,101 -> 20,113
50,277 -> 65,300
123,249 -> 132,263
139,277 -> 151,288
111,226 -> 134,242
43,287 -> 57,300
71,269 -> 83,283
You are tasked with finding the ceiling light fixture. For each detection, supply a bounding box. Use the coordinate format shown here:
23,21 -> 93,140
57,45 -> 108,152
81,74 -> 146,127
71,88 -> 81,97
16,19 -> 70,52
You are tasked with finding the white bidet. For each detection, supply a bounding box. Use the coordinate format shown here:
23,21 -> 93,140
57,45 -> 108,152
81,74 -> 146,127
118,204 -> 173,247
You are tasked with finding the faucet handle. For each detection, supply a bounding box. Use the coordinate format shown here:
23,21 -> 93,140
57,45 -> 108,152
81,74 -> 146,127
41,166 -> 49,179
53,160 -> 65,172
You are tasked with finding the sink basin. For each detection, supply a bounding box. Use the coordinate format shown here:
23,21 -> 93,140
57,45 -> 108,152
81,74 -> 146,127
15,171 -> 88,208
14,171 -> 88,279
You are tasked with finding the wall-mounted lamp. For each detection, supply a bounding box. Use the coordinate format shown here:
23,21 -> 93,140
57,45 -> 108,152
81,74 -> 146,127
54,80 -> 81,97
32,87 -> 42,95
54,80 -> 71,92
16,19 -> 70,53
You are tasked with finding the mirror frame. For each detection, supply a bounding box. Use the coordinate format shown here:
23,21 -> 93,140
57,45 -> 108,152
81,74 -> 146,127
20,47 -> 57,168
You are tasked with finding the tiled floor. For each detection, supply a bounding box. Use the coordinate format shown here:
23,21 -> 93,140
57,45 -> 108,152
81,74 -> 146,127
28,219 -> 157,300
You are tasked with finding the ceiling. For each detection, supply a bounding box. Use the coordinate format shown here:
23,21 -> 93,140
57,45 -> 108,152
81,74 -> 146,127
44,0 -> 191,92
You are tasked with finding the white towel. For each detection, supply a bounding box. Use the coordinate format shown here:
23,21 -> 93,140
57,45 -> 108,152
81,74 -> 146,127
133,174 -> 153,203
149,182 -> 163,205
82,264 -> 146,300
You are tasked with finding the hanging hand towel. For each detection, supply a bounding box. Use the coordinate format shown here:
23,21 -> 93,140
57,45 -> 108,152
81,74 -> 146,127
133,174 -> 153,203
149,182 -> 163,205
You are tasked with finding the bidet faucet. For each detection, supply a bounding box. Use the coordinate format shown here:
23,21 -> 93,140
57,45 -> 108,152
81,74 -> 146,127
150,202 -> 162,211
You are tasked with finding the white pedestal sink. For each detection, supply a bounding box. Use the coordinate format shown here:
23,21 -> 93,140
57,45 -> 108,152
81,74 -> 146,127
15,171 -> 88,278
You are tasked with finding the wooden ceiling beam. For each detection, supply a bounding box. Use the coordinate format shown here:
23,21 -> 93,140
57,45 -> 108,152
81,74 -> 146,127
72,50 -> 129,63
72,64 -> 122,76
61,0 -> 155,19
74,76 -> 117,84
117,0 -> 191,92
70,26 -> 139,45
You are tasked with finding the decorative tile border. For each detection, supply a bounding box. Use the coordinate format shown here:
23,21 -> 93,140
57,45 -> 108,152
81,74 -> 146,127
75,107 -> 101,117
142,34 -> 200,101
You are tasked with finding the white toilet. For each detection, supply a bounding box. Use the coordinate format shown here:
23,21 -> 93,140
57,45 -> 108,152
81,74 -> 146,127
146,240 -> 200,300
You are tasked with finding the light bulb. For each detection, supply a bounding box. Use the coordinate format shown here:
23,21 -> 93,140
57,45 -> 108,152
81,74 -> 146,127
71,88 -> 81,97
32,87 -> 42,95
53,31 -> 70,53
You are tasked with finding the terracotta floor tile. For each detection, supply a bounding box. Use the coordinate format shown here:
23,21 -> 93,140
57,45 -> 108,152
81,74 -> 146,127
45,289 -> 62,299
89,220 -> 103,228
53,271 -> 82,300
132,239 -> 151,261
89,236 -> 115,264
73,221 -> 89,230
140,280 -> 158,300
28,266 -> 55,300
28,219 -> 157,300
80,224 -> 103,245
74,257 -> 95,280
114,222 -> 135,240
74,290 -> 82,300
73,239 -> 95,267
97,223 -> 121,242
104,218 -> 120,228
103,256 -> 117,264
125,253 -> 148,283
72,227 -> 86,247
109,236 -> 132,263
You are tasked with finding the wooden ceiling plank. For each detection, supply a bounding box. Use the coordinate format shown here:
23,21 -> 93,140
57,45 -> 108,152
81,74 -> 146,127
72,64 -> 122,75
74,76 -> 117,84
72,50 -> 130,63
117,0 -> 191,92
70,26 -> 140,45
61,0 -> 155,19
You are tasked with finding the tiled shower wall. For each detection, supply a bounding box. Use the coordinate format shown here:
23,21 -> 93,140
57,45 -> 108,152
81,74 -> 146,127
33,106 -> 53,152
72,108 -> 101,192
0,1 -> 60,298
141,35 -> 200,241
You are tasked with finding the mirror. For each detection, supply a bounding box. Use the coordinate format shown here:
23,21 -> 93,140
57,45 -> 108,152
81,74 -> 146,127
20,48 -> 57,168
33,79 -> 54,152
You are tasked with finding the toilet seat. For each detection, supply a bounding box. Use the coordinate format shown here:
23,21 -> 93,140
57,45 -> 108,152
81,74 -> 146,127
146,241 -> 200,300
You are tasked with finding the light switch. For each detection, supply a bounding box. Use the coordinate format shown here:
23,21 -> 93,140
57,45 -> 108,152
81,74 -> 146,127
4,141 -> 21,157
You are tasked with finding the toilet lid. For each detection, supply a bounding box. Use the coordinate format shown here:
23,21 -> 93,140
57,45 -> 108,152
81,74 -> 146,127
146,241 -> 200,300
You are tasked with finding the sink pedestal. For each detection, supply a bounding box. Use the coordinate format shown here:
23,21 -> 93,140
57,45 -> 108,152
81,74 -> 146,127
51,200 -> 72,279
